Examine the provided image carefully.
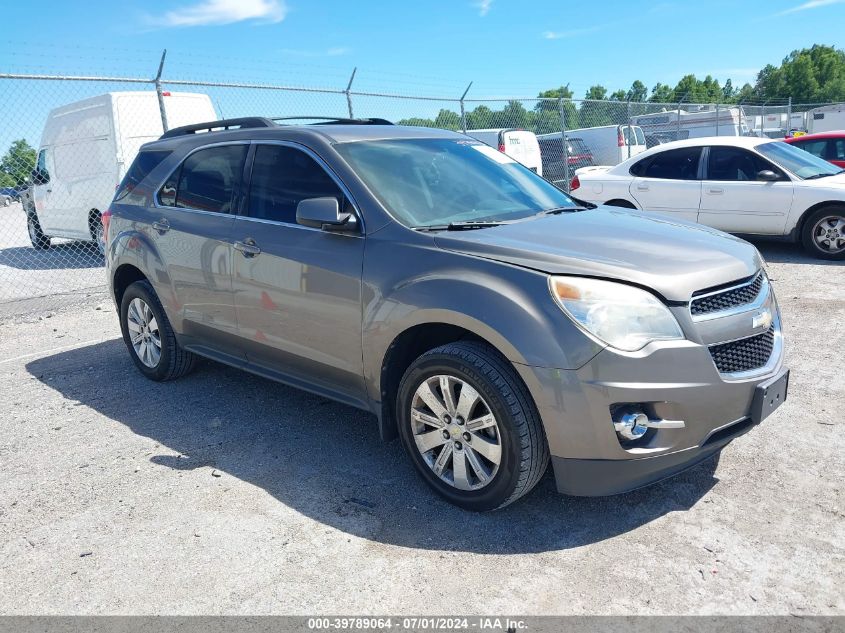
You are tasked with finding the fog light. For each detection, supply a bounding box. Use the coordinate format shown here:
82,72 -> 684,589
614,412 -> 649,441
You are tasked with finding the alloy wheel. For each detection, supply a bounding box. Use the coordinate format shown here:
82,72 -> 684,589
812,215 -> 845,254
127,298 -> 162,368
410,374 -> 502,491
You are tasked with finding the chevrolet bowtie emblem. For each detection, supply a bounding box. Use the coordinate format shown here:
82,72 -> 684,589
752,309 -> 773,330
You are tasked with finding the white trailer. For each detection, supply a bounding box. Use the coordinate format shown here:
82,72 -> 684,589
806,104 -> 845,134
631,106 -> 751,144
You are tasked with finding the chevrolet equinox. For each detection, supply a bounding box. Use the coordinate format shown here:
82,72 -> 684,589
104,117 -> 789,511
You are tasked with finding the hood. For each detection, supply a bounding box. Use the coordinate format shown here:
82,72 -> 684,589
434,208 -> 762,302
799,172 -> 845,188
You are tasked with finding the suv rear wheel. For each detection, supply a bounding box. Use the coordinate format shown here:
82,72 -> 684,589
120,280 -> 196,381
396,341 -> 549,511
802,206 -> 845,260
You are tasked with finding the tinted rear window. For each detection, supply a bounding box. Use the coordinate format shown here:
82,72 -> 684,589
631,147 -> 701,180
115,150 -> 171,204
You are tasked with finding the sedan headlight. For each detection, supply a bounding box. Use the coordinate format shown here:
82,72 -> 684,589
549,276 -> 684,352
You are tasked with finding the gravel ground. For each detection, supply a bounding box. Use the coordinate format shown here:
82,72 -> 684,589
0,241 -> 842,616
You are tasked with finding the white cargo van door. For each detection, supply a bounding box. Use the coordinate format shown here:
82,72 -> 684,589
628,146 -> 703,222
501,130 -> 543,176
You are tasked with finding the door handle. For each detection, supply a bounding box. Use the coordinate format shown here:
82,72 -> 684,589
636,183 -> 649,191
234,238 -> 261,257
152,218 -> 170,233
708,187 -> 724,195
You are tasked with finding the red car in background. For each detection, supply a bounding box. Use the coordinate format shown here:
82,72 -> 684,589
784,132 -> 845,169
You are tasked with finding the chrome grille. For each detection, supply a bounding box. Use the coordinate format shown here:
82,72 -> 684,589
709,327 -> 775,374
691,272 -> 764,317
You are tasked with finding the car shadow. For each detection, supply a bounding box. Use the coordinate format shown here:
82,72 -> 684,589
0,243 -> 104,270
26,340 -> 720,554
751,239 -> 845,266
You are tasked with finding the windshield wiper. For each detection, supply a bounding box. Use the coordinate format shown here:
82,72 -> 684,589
804,170 -> 844,180
537,205 -> 590,216
413,221 -> 505,231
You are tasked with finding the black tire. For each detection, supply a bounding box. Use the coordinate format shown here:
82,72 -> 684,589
119,280 -> 196,381
396,341 -> 549,511
801,206 -> 845,260
89,211 -> 105,257
27,213 -> 51,250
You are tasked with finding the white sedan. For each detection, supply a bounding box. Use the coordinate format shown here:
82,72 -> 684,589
570,136 -> 845,259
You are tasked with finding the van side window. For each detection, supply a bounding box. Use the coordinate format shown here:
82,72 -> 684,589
35,149 -> 50,184
247,144 -> 344,224
636,147 -> 701,180
159,145 -> 247,213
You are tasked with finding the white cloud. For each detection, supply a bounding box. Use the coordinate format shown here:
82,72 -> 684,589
474,0 -> 493,16
160,0 -> 286,27
543,25 -> 605,39
279,47 -> 352,58
774,0 -> 844,16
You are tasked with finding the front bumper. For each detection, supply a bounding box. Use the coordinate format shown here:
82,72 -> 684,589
514,300 -> 787,496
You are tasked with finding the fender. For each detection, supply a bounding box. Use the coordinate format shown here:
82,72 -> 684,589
109,228 -> 177,317
361,261 -> 604,409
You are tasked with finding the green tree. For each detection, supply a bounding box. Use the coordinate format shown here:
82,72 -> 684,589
534,85 -> 578,130
0,139 -> 36,188
433,109 -> 461,131
649,82 -> 675,103
580,85 -> 615,127
754,45 -> 845,102
627,80 -> 648,102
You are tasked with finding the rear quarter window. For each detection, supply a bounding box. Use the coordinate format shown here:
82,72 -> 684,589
115,150 -> 172,205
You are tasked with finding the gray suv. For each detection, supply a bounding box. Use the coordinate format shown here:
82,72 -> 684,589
104,117 -> 789,511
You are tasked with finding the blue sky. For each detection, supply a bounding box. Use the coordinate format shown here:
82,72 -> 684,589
3,0 -> 845,98
1,0 -> 844,149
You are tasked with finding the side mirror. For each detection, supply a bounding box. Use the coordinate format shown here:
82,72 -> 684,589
757,169 -> 781,182
296,197 -> 356,232
31,169 -> 49,185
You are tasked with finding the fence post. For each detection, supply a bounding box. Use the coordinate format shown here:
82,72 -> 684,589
155,49 -> 168,132
716,103 -> 720,136
459,82 -> 473,134
676,97 -> 682,139
761,100 -> 767,137
787,97 -> 792,135
558,97 -> 570,191
344,67 -> 357,119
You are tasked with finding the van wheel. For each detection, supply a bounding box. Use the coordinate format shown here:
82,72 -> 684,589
801,206 -> 845,260
89,212 -> 105,256
120,280 -> 196,381
27,213 -> 51,250
396,341 -> 549,511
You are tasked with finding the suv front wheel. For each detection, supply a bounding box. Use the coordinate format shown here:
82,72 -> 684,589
397,341 -> 549,511
120,280 -> 196,381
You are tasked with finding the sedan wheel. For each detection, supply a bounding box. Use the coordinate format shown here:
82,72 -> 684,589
410,374 -> 502,491
811,215 -> 845,255
127,297 -> 162,368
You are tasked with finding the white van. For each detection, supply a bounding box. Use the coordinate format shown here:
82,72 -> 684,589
565,124 -> 646,166
463,128 -> 543,176
28,91 -> 217,251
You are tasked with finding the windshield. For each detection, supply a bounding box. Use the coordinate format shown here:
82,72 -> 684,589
757,141 -> 842,179
334,138 -> 580,228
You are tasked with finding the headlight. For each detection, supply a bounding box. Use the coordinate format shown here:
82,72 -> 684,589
549,276 -> 684,352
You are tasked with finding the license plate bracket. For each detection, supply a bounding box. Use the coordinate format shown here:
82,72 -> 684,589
751,368 -> 789,425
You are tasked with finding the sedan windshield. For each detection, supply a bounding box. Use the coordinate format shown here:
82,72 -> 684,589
334,138 -> 581,228
757,141 -> 842,179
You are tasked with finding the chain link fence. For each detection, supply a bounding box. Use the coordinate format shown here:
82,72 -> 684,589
0,70 -> 841,314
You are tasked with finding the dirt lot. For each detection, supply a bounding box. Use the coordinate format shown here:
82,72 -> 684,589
0,242 -> 842,615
